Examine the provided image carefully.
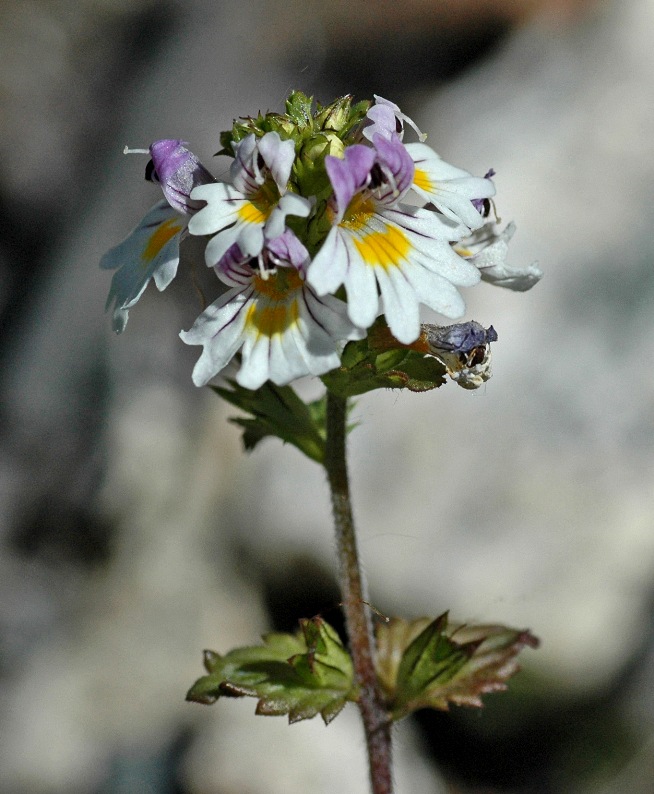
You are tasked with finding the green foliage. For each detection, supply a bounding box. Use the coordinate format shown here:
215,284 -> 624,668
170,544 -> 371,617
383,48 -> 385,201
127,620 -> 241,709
375,614 -> 539,721
321,333 -> 447,397
212,380 -> 327,463
186,618 -> 357,724
212,324 -> 448,461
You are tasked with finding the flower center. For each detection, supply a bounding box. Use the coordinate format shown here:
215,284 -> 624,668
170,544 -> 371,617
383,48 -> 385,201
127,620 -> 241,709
252,266 -> 303,299
247,268 -> 303,336
342,193 -> 375,231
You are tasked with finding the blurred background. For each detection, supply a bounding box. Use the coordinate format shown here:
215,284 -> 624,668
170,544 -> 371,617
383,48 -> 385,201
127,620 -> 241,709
1,0 -> 654,791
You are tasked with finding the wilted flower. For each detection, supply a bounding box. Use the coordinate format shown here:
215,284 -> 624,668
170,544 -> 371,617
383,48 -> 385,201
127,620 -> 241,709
457,222 -> 543,291
424,321 -> 497,389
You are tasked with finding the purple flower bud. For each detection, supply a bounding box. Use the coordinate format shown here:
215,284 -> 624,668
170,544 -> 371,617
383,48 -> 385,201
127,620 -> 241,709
147,140 -> 215,215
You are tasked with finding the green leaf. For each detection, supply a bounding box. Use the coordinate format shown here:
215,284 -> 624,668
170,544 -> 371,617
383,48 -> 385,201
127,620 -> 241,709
320,333 -> 447,398
212,381 -> 326,463
186,618 -> 357,725
376,614 -> 539,721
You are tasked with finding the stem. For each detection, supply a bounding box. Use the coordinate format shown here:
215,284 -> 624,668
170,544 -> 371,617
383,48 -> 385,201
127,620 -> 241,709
325,391 -> 393,794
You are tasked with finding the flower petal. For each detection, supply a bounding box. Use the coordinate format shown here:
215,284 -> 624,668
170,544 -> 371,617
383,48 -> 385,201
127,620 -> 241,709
180,286 -> 252,386
257,131 -> 296,194
463,222 -> 543,291
101,200 -> 185,332
148,140 -> 215,214
325,146 -> 376,221
405,142 -> 495,230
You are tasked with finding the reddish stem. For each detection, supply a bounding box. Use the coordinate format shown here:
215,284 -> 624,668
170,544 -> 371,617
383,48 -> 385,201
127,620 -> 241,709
325,392 -> 393,794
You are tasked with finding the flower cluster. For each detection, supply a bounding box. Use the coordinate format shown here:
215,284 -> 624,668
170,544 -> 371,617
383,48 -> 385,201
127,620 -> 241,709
101,93 -> 541,390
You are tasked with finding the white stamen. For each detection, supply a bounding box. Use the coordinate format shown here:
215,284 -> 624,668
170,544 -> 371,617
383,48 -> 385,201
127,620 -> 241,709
257,253 -> 270,280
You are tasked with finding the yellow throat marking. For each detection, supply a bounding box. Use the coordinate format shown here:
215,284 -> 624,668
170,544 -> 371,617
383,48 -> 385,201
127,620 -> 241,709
142,218 -> 184,263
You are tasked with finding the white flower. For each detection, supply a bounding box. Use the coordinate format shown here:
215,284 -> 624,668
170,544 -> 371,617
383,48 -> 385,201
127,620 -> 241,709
101,200 -> 186,333
180,230 -> 364,390
188,131 -> 307,267
101,140 -> 215,332
307,137 -> 480,345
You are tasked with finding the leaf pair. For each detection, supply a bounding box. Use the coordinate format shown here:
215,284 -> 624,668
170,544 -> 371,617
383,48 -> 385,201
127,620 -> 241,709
187,613 -> 538,725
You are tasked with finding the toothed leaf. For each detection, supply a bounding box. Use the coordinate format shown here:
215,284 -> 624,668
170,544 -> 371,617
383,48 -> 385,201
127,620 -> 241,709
187,618 -> 356,725
376,614 -> 539,721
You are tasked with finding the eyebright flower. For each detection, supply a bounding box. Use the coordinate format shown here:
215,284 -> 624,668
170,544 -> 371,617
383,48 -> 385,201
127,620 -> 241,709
457,222 -> 543,291
179,229 -> 364,390
307,135 -> 481,344
187,131 -> 305,267
362,95 -> 426,143
101,140 -> 215,332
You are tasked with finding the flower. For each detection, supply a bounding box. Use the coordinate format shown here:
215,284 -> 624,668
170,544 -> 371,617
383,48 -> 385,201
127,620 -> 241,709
457,222 -> 543,291
188,131 -> 305,267
101,140 -> 215,332
404,143 -> 496,231
424,321 -> 497,390
180,229 -> 364,390
362,95 -> 426,143
307,135 -> 480,344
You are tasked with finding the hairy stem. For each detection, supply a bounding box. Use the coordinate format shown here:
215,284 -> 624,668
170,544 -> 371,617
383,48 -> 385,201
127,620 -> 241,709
325,391 -> 393,794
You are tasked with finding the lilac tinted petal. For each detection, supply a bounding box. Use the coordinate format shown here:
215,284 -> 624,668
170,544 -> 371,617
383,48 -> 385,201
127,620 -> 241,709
362,102 -> 400,142
363,95 -> 425,142
230,134 -> 260,194
148,140 -> 215,214
371,134 -> 415,203
257,132 -> 296,194
325,146 -> 376,220
214,242 -> 254,287
101,200 -> 185,333
267,229 -> 310,274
